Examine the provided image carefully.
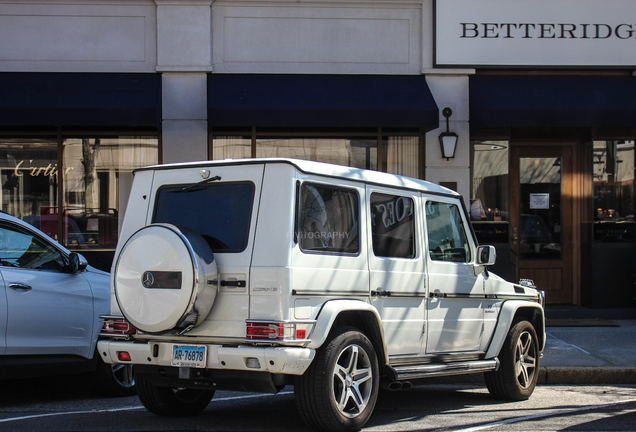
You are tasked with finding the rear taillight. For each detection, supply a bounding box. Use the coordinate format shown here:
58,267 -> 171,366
100,315 -> 136,338
246,322 -> 284,340
246,321 -> 313,343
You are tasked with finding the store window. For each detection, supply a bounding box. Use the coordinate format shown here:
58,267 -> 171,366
383,136 -> 419,178
213,136 -> 251,160
593,140 -> 635,242
211,129 -> 421,178
0,134 -> 159,271
257,137 -> 378,170
471,140 -> 509,244
62,136 -> 158,269
0,138 -> 58,227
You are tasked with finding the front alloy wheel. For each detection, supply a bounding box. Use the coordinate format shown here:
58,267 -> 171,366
515,328 -> 537,390
485,320 -> 540,401
295,327 -> 379,432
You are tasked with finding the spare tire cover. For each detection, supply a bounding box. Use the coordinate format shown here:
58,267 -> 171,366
114,224 -> 218,334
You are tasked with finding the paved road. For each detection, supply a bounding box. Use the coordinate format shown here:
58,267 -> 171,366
1,375 -> 635,431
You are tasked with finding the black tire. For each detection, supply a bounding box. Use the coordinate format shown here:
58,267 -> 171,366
94,355 -> 136,397
485,320 -> 540,401
136,374 -> 215,417
295,327 -> 379,432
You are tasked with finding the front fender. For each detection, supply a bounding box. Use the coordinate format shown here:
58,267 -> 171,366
307,299 -> 388,365
484,301 -> 546,359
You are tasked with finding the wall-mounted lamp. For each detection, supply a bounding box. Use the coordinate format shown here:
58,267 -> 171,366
439,107 -> 458,160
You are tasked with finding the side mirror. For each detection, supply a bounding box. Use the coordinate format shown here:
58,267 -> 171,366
476,245 -> 497,266
68,252 -> 88,274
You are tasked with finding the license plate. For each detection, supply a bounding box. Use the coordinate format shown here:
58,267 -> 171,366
172,344 -> 207,368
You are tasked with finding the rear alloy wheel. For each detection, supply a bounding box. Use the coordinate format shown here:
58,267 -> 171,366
136,374 -> 215,417
485,320 -> 540,401
295,327 -> 379,432
94,355 -> 136,397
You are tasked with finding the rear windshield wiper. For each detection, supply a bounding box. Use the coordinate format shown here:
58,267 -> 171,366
169,176 -> 222,193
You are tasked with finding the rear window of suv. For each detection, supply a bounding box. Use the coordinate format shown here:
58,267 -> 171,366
153,182 -> 254,253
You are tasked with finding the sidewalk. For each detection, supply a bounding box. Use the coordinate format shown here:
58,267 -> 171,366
538,318 -> 636,384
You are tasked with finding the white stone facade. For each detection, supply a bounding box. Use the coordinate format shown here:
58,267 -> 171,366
0,0 -> 472,201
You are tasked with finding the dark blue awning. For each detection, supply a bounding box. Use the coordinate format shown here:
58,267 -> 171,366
470,75 -> 636,131
0,73 -> 162,128
208,74 -> 439,130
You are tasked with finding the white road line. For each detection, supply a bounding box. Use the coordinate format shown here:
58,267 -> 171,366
546,332 -> 591,354
453,398 -> 636,432
0,391 -> 294,424
0,406 -> 144,424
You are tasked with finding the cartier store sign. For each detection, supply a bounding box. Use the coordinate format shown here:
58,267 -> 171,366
435,0 -> 636,67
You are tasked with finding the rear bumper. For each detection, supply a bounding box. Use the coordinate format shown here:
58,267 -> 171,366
97,340 -> 315,375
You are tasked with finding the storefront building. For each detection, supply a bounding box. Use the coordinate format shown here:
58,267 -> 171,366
0,0 -> 634,308
436,0 -> 636,308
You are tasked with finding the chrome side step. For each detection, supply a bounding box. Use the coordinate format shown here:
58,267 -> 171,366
390,358 -> 500,380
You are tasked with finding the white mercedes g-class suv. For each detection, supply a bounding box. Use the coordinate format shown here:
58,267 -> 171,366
98,158 -> 545,432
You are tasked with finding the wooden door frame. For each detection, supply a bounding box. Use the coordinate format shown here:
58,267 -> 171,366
509,141 -> 581,305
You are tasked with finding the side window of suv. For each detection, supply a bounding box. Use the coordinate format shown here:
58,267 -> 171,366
425,201 -> 471,263
0,223 -> 66,271
298,183 -> 359,254
370,193 -> 416,258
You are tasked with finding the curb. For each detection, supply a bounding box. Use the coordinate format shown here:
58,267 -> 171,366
540,367 -> 636,385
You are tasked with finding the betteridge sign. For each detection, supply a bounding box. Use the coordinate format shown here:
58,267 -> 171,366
435,0 -> 636,67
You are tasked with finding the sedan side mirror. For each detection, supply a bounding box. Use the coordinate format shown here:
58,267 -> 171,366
476,245 -> 497,266
68,252 -> 88,274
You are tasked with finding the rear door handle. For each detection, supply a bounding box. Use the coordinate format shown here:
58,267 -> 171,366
220,280 -> 246,288
9,283 -> 32,291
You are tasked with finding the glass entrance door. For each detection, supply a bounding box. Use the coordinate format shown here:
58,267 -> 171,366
511,145 -> 574,304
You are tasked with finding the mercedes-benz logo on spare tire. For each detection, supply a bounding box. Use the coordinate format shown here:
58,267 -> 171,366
142,271 -> 155,288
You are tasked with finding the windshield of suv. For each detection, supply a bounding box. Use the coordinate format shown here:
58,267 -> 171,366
153,182 -> 254,252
